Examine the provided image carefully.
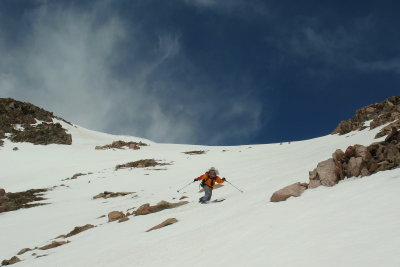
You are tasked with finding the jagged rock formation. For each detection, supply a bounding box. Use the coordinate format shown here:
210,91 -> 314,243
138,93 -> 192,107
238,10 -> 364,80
332,96 -> 400,136
0,98 -> 72,145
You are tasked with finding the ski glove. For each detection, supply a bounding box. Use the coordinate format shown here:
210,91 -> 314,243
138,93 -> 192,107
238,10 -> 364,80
222,178 -> 226,181
193,178 -> 197,182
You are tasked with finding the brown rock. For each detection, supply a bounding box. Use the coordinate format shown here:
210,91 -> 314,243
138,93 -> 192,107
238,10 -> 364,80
308,179 -> 321,189
65,224 -> 95,238
12,147 -> 18,151
360,167 -> 371,177
345,146 -> 356,159
270,182 -> 308,202
368,161 -> 379,173
332,149 -> 345,163
17,248 -> 32,255
135,204 -> 151,215
108,211 -> 126,222
135,201 -> 189,216
146,218 -> 178,232
40,241 -> 69,250
0,188 -> 5,196
347,157 -> 364,177
1,256 -> 21,265
0,205 -> 6,213
308,169 -> 318,180
316,159 -> 339,186
354,145 -> 372,161
179,196 -> 188,200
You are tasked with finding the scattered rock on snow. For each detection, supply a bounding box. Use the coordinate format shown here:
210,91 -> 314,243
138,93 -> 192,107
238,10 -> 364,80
0,188 -> 5,196
182,150 -> 206,155
135,201 -> 189,216
146,218 -> 178,232
179,196 -> 188,200
17,248 -> 32,255
95,140 -> 148,150
39,241 -> 69,250
108,211 -> 126,222
0,188 -> 49,213
115,159 -> 170,170
270,182 -> 308,202
1,256 -> 21,266
93,191 -> 134,199
60,224 -> 95,238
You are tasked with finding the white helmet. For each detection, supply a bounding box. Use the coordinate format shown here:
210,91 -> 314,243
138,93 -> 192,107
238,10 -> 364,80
208,167 -> 219,175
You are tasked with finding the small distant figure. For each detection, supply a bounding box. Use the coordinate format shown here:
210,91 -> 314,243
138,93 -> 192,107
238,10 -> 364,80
194,167 -> 225,203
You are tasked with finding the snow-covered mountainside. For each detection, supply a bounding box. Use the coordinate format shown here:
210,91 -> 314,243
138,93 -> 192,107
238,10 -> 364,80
1,98 -> 400,267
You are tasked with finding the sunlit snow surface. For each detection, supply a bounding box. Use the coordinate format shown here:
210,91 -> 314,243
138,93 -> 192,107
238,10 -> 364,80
1,120 -> 399,267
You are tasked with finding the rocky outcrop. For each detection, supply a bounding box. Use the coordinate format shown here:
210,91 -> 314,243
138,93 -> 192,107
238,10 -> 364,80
39,241 -> 69,250
271,127 -> 400,202
93,191 -> 134,199
1,256 -> 21,265
135,201 -> 189,216
270,182 -> 308,202
115,159 -> 170,170
0,188 -> 49,213
0,98 -> 72,145
332,96 -> 400,136
146,218 -> 178,232
9,122 -> 72,145
95,140 -> 147,150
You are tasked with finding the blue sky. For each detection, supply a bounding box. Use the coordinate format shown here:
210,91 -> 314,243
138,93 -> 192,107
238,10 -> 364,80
0,0 -> 399,145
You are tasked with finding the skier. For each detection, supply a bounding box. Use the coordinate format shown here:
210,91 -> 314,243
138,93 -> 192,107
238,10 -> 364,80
194,167 -> 226,203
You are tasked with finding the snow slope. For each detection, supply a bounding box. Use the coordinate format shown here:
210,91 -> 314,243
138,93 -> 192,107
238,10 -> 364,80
1,120 -> 400,267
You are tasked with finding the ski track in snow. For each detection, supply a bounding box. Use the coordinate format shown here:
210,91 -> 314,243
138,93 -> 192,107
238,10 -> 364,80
1,120 -> 400,267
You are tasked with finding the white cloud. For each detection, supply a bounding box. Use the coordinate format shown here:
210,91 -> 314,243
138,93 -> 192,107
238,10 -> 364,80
0,2 -> 263,145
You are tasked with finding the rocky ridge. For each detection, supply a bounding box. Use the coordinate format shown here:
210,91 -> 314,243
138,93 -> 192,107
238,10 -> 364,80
332,96 -> 400,136
271,127 -> 400,202
0,98 -> 72,145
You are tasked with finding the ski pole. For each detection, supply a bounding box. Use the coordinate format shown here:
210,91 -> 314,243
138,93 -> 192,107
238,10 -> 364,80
225,180 -> 244,193
177,181 -> 195,193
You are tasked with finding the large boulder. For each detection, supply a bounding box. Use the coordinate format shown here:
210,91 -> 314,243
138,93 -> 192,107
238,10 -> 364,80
347,157 -> 364,177
0,188 -> 5,196
316,159 -> 340,186
270,182 -> 308,202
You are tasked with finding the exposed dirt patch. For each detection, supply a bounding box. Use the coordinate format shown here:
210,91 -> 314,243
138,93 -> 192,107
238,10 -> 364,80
115,159 -> 170,170
95,140 -> 148,150
62,172 -> 92,181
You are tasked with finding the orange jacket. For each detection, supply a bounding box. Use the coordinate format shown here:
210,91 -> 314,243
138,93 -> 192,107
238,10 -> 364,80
195,173 -> 225,189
